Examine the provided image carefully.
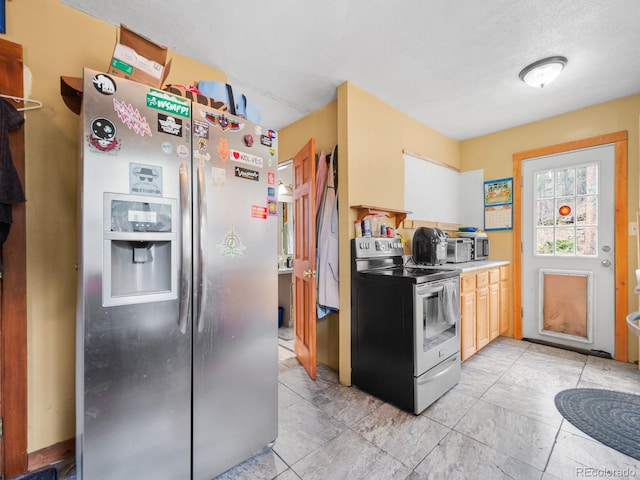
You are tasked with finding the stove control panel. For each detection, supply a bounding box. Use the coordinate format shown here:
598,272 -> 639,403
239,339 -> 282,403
353,237 -> 404,258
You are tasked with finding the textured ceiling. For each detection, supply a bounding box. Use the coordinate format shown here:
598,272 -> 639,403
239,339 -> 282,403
61,0 -> 640,140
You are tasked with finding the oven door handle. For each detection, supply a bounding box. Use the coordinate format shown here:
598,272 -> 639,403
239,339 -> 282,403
417,355 -> 458,385
416,285 -> 444,296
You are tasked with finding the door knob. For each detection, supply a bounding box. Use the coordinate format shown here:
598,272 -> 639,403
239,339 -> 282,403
602,259 -> 611,267
602,245 -> 611,252
303,269 -> 316,278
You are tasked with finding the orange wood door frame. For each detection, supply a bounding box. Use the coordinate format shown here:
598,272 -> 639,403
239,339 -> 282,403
293,138 -> 317,379
0,38 -> 28,478
513,131 -> 629,361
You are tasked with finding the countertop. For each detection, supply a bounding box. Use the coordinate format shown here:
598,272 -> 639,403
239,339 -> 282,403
405,258 -> 510,273
278,268 -> 293,274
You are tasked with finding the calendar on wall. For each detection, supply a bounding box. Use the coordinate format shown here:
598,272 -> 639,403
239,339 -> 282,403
484,177 -> 513,231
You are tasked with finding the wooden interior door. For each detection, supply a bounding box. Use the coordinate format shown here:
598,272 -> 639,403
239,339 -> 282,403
0,38 -> 28,478
292,138 -> 317,379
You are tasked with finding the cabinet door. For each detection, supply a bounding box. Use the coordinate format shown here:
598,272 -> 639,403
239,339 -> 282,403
499,266 -> 510,334
489,283 -> 500,340
476,286 -> 490,349
460,289 -> 477,361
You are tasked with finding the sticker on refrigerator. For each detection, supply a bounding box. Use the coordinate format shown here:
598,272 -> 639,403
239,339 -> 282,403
269,148 -> 276,157
157,113 -> 183,137
161,142 -> 174,155
234,166 -> 259,182
243,134 -> 254,147
130,163 -> 162,196
267,129 -> 277,139
268,172 -> 275,185
255,125 -> 262,136
212,167 -> 226,187
113,98 -> 152,137
177,144 -> 189,158
217,138 -> 229,161
194,151 -> 211,165
260,135 -> 272,147
146,89 -> 191,118
92,73 -> 116,95
201,110 -> 244,132
268,187 -> 275,197
251,205 -> 267,219
217,226 -> 246,257
230,149 -> 263,168
197,138 -> 208,152
267,197 -> 277,216
87,117 -> 120,153
193,119 -> 209,138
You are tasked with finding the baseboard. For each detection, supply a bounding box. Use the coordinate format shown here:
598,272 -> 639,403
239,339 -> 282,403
27,438 -> 74,472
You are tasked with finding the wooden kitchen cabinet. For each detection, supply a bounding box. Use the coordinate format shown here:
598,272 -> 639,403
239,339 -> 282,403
460,274 -> 477,360
499,265 -> 510,334
476,271 -> 490,350
459,264 -> 510,361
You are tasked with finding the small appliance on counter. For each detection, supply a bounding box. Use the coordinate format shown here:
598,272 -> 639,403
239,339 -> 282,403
455,229 -> 490,261
446,237 -> 472,263
412,227 -> 448,265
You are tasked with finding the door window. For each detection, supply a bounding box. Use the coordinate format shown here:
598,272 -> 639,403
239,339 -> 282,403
535,163 -> 598,257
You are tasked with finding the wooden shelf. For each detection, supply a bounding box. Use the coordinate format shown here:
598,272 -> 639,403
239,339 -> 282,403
351,205 -> 411,229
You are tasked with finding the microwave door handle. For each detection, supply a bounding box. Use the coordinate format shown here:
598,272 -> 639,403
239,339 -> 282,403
196,165 -> 208,333
177,162 -> 191,335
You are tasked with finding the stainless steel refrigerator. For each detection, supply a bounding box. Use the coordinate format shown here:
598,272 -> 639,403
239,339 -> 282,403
77,68 -> 278,479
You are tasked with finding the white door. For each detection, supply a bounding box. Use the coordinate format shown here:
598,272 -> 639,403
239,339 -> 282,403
522,144 -> 615,357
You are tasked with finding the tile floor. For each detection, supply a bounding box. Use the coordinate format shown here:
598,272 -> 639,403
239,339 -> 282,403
51,337 -> 640,479
221,337 -> 640,480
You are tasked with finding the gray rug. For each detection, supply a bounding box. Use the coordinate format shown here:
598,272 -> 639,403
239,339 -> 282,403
554,388 -> 640,461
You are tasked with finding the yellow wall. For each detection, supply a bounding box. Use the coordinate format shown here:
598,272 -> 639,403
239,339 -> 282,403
5,0 -> 226,452
461,94 -> 640,361
279,102 -> 339,369
337,82 -> 461,384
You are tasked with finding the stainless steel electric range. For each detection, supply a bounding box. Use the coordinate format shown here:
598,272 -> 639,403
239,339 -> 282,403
351,237 -> 462,414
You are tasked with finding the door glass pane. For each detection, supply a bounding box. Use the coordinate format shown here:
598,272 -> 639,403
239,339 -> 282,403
555,227 -> 575,255
422,292 -> 455,351
536,171 -> 554,198
555,198 -> 575,225
555,168 -> 575,197
576,195 -> 597,225
536,199 -> 554,226
576,227 -> 597,256
534,163 -> 598,257
576,164 -> 598,195
536,228 -> 554,255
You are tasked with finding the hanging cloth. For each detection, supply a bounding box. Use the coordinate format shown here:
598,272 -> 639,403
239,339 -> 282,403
0,99 -> 27,275
317,145 -> 339,318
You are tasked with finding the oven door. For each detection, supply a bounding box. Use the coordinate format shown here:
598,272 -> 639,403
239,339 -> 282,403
413,277 -> 461,376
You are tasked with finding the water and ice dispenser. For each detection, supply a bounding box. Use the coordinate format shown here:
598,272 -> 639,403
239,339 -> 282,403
103,192 -> 178,306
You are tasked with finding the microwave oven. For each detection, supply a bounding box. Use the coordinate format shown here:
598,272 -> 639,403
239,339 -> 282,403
471,236 -> 490,261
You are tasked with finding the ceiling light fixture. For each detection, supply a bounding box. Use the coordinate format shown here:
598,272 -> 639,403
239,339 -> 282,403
519,56 -> 568,88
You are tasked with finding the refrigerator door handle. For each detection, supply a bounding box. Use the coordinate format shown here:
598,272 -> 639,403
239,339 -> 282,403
196,165 -> 208,332
178,162 -> 192,334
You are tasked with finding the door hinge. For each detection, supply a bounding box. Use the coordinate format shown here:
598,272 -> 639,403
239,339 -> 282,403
0,417 -> 3,436
521,307 -> 524,318
521,241 -> 523,253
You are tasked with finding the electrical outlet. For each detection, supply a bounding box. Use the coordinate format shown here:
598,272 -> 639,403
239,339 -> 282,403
629,222 -> 638,236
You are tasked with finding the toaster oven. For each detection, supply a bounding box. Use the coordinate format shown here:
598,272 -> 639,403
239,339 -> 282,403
446,238 -> 472,263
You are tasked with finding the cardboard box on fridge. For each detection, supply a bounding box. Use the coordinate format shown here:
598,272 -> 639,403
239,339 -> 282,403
108,24 -> 172,88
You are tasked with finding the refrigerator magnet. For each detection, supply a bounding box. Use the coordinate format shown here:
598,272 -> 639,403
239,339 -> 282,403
130,163 -> 162,197
217,138 -> 229,161
113,98 -> 152,137
211,167 -> 226,187
267,198 -> 277,216
217,226 -> 247,257
230,149 -> 263,169
251,205 -> 267,220
92,74 -> 116,95
193,119 -> 209,138
87,117 -> 121,153
201,110 -> 244,132
157,114 -> 183,137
